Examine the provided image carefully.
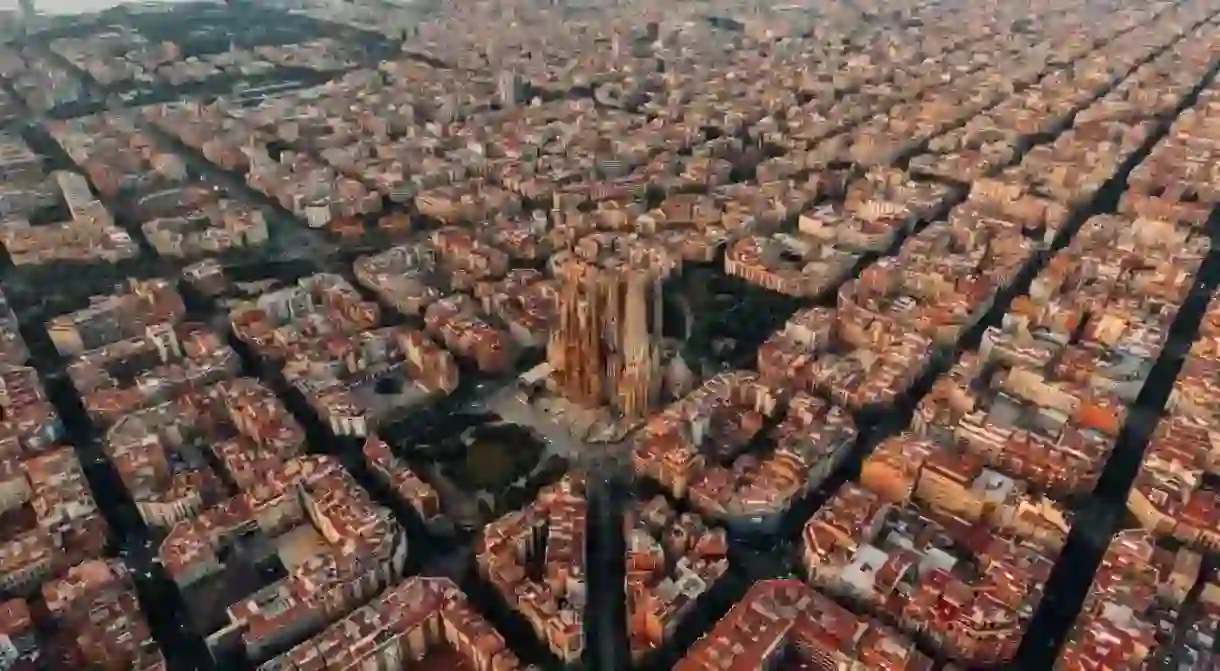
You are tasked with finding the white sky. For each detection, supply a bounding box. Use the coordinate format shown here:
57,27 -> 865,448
1,0 -> 197,15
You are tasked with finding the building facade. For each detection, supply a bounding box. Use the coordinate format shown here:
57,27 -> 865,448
547,268 -> 664,421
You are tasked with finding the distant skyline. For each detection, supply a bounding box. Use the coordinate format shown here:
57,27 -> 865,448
1,0 -> 198,15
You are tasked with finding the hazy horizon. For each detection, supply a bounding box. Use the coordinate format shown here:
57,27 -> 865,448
1,0 -> 202,16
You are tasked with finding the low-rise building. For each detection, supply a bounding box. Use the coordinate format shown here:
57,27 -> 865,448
283,326 -> 458,437
158,454 -> 408,665
257,575 -> 534,670
361,435 -> 442,526
675,579 -> 932,670
143,195 -> 270,259
229,273 -> 380,363
0,172 -> 138,267
106,376 -> 305,528
1127,292 -> 1220,550
0,559 -> 165,670
914,352 -> 1124,496
356,235 -> 554,372
758,305 -> 934,411
1057,530 -> 1220,670
47,277 -> 185,357
802,481 -> 1063,666
0,448 -> 108,596
1123,85 -> 1220,227
980,214 -> 1204,403
66,320 -> 240,426
725,169 -> 955,298
633,371 -> 856,532
476,477 -> 728,663
35,559 -> 166,670
860,432 -> 1071,547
